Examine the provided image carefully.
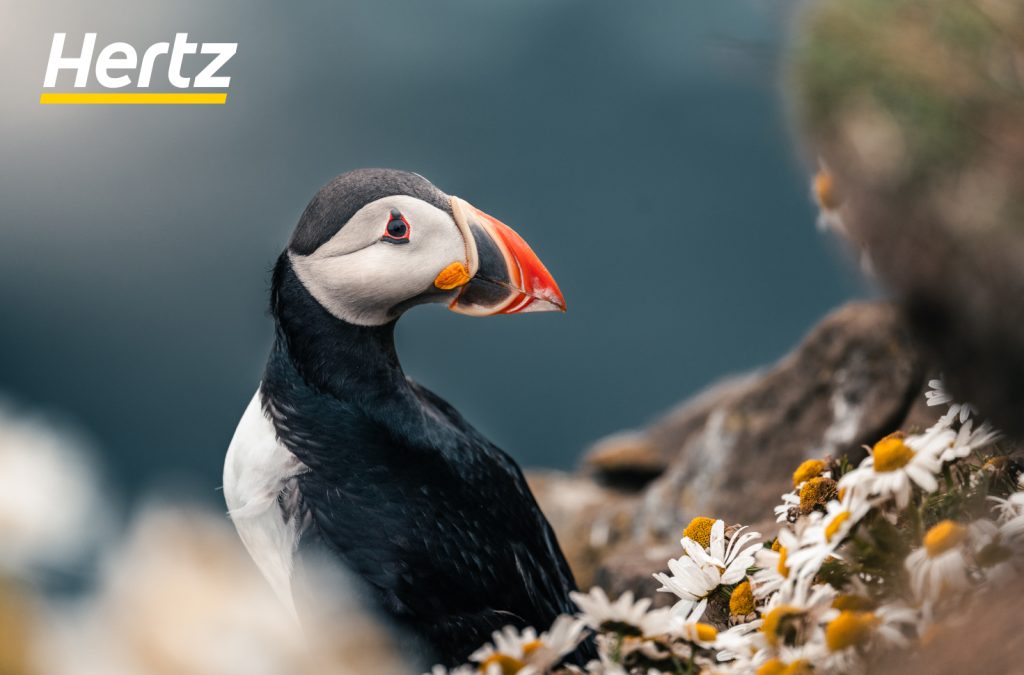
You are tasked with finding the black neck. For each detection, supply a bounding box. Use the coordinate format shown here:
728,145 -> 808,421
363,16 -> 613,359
268,254 -> 407,399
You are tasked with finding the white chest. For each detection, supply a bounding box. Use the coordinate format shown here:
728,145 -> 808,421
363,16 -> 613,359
223,388 -> 307,615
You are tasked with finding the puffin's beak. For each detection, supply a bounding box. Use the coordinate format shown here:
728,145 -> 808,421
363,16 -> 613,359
446,197 -> 566,316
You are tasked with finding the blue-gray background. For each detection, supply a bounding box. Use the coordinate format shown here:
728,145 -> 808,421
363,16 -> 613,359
0,0 -> 863,503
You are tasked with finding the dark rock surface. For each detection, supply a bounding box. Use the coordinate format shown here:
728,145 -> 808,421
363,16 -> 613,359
530,301 -> 936,590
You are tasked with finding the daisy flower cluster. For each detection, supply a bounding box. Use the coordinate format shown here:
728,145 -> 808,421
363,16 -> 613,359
429,381 -> 1021,674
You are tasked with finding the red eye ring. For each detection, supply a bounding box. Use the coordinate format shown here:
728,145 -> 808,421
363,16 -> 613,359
383,209 -> 411,243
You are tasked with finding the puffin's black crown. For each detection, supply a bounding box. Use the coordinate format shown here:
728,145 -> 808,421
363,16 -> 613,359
288,168 -> 452,255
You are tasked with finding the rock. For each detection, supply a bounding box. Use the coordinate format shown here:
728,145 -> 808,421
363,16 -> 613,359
635,302 -> 922,531
584,431 -> 668,490
591,544 -> 677,608
530,301 -> 928,592
793,0 -> 1024,439
526,471 -> 631,588
878,576 -> 1024,675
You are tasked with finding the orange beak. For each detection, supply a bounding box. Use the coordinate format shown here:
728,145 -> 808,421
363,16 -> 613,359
447,197 -> 566,316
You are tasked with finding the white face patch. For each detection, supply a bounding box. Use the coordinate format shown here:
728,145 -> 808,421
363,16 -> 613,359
289,195 -> 469,326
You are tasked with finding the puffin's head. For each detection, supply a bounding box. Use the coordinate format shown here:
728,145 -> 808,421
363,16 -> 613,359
284,168 -> 565,326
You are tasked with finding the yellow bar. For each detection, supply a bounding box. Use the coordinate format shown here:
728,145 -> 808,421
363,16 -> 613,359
40,92 -> 228,105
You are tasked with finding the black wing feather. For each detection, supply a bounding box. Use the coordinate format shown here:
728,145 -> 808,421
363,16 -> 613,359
267,367 -> 580,664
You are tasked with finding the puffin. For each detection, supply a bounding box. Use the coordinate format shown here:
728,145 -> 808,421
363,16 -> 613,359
223,168 -> 586,666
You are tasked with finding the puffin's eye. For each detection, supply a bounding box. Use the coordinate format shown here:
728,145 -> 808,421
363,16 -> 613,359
382,210 -> 410,243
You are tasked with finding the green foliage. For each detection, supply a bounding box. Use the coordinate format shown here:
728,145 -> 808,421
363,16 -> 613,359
792,0 -> 1024,188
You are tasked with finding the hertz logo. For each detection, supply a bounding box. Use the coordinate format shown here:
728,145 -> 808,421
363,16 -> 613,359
41,33 -> 236,105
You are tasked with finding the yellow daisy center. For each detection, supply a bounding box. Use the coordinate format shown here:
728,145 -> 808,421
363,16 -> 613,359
825,511 -> 851,542
777,546 -> 790,578
683,516 -> 716,549
799,476 -> 838,514
782,660 -> 813,675
832,594 -> 875,612
756,658 -> 814,675
924,520 -> 967,557
761,605 -> 801,648
756,659 -> 786,675
694,623 -> 718,642
825,610 -> 878,651
479,653 -> 525,674
872,432 -> 915,472
729,580 -> 755,616
792,458 -> 826,487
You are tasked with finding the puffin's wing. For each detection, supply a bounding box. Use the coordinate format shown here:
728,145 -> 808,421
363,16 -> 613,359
407,381 -> 581,614
287,380 -> 581,654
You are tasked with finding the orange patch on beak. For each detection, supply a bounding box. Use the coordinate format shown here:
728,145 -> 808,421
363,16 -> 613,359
434,261 -> 472,290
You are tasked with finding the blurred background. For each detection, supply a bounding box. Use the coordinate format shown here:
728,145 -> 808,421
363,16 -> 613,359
0,1 -> 869,672
1,0 -> 863,505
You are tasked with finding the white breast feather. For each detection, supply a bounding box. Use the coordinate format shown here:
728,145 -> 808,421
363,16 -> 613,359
223,388 -> 307,618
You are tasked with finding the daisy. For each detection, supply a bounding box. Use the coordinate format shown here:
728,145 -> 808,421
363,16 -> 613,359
792,458 -> 828,488
533,615 -> 588,666
812,603 -> 917,674
992,495 -> 1024,526
575,659 -> 630,675
838,432 -> 942,508
653,553 -> 719,618
470,616 -> 585,675
653,518 -> 760,617
750,654 -> 819,675
907,418 -> 957,455
774,491 -> 801,523
967,518 -> 1021,584
937,418 -> 1000,463
425,666 -> 476,675
757,576 -> 835,652
774,461 -> 832,523
904,520 -> 971,601
925,378 -> 974,424
872,604 -> 919,648
824,609 -> 877,652
688,521 -> 761,581
786,492 -> 873,577
988,473 -> 1024,527
770,574 -> 837,618
822,603 -> 916,653
728,579 -> 757,624
715,615 -> 765,657
797,477 -> 839,516
570,587 -> 672,637
996,509 -> 1024,546
671,597 -> 720,647
751,528 -> 801,598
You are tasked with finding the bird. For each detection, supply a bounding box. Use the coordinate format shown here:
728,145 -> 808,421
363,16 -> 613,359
223,168 -> 586,667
